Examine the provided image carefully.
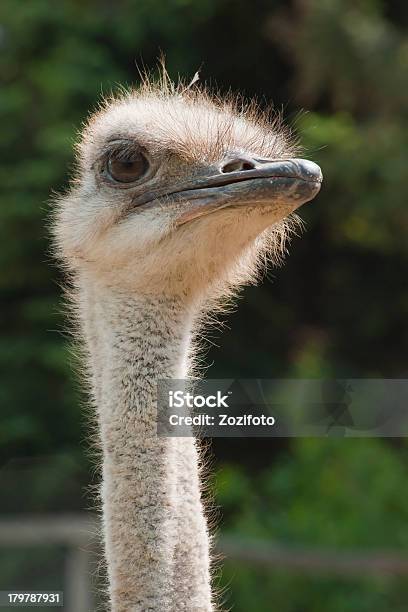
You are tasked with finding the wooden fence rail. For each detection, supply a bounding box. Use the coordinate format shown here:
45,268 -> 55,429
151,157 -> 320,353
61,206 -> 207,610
1,515 -> 407,611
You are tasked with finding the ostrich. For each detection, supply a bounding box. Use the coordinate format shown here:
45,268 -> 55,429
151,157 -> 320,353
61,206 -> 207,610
52,76 -> 322,612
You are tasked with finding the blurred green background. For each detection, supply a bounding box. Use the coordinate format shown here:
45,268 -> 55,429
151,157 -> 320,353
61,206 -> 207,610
1,0 -> 408,610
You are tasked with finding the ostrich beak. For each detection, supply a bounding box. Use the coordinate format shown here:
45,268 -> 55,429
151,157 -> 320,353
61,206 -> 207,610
173,158 -> 323,225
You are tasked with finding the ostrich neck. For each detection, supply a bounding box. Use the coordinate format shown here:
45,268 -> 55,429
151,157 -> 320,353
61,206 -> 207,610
79,279 -> 212,612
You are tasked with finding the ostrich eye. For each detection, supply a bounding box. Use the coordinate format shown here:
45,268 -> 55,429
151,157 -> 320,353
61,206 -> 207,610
107,150 -> 149,183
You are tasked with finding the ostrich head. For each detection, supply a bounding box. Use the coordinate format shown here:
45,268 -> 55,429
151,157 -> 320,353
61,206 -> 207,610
54,79 -> 322,301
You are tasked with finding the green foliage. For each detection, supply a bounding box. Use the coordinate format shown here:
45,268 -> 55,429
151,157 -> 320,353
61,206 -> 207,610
1,0 -> 408,609
216,440 -> 408,611
217,440 -> 408,547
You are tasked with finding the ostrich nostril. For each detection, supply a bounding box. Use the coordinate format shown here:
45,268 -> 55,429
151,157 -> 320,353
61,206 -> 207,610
221,158 -> 256,173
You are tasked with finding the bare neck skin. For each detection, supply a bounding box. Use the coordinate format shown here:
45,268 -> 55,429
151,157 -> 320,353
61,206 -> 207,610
79,277 -> 212,612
